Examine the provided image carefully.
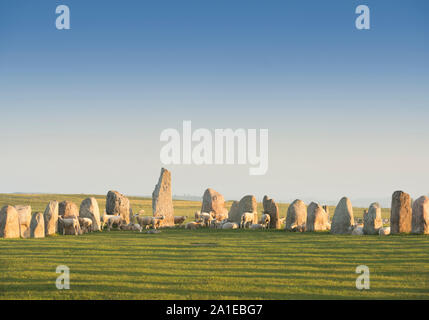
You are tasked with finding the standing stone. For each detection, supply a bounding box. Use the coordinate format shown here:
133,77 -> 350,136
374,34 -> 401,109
0,205 -> 20,239
263,195 -> 280,229
412,195 -> 429,234
228,195 -> 258,225
106,191 -> 130,224
390,191 -> 412,234
331,197 -> 355,234
152,168 -> 174,227
306,202 -> 329,232
201,188 -> 228,220
15,205 -> 32,239
58,201 -> 79,234
44,201 -> 58,236
79,197 -> 101,231
285,199 -> 307,231
30,212 -> 45,238
363,202 -> 383,235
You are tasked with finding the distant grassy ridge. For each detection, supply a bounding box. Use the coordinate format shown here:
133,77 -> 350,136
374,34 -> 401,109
0,193 -> 391,220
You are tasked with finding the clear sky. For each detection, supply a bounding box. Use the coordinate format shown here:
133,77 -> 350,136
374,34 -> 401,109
0,0 -> 428,207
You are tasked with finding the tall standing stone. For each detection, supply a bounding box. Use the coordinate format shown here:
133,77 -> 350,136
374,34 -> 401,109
263,195 -> 280,229
80,197 -> 101,231
363,202 -> 383,235
285,199 -> 307,231
331,197 -> 355,234
44,201 -> 58,236
106,191 -> 130,224
306,202 -> 330,232
152,168 -> 174,227
390,191 -> 412,234
0,205 -> 20,239
30,212 -> 45,238
15,205 -> 32,239
228,195 -> 258,225
412,195 -> 429,234
58,201 -> 79,234
201,188 -> 228,220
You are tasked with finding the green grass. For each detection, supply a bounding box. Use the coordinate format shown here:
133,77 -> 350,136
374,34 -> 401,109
0,194 -> 426,300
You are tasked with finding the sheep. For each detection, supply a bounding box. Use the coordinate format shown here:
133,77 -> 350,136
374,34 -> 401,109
250,223 -> 264,230
153,216 -> 165,229
185,221 -> 204,230
58,216 -> 80,235
201,213 -> 214,227
134,215 -> 165,229
209,219 -> 223,229
194,211 -> 201,221
379,227 -> 391,236
352,226 -> 364,235
174,216 -> 187,225
278,217 -> 286,225
240,212 -> 254,229
222,222 -> 239,230
259,214 -> 271,229
120,222 -> 142,232
78,217 -> 93,233
101,214 -> 122,231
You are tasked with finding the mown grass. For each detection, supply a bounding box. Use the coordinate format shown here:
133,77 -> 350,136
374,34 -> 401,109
0,193 -> 425,300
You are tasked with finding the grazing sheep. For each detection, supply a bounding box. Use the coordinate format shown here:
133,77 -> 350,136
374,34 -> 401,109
174,216 -> 187,225
201,213 -> 214,227
185,221 -> 204,230
222,222 -> 239,230
240,212 -> 255,229
58,216 -> 80,236
259,214 -> 271,229
379,227 -> 391,236
120,222 -> 142,232
102,214 -> 122,231
209,219 -> 223,229
78,217 -> 93,233
134,215 -> 165,229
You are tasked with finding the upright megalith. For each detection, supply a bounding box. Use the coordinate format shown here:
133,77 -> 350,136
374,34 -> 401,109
0,205 -> 20,239
306,202 -> 330,232
80,197 -> 101,231
58,201 -> 79,234
285,199 -> 307,231
363,202 -> 383,235
15,205 -> 32,239
106,191 -> 130,224
30,212 -> 45,238
263,195 -> 280,229
152,168 -> 174,227
331,197 -> 354,234
390,191 -> 412,234
44,201 -> 58,236
228,195 -> 258,225
412,195 -> 429,234
201,188 -> 228,221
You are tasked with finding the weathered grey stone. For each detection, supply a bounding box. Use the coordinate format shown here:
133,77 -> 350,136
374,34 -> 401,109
263,195 -> 280,229
228,195 -> 258,225
201,188 -> 228,221
43,201 -> 58,236
15,205 -> 31,239
79,197 -> 101,231
306,202 -> 329,232
152,168 -> 174,227
285,199 -> 307,231
331,197 -> 354,234
106,190 -> 130,224
30,212 -> 45,238
412,195 -> 429,234
0,205 -> 20,239
363,202 -> 383,235
390,191 -> 412,234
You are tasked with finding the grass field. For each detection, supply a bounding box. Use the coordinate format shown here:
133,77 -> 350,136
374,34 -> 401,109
0,194 -> 428,300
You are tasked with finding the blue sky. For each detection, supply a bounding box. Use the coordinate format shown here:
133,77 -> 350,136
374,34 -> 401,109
0,1 -> 428,206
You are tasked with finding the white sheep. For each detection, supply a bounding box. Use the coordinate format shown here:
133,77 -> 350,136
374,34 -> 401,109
78,217 -> 93,233
240,212 -> 254,229
58,216 -> 80,236
259,214 -> 271,229
174,216 -> 187,225
102,214 -> 122,231
185,221 -> 204,230
222,222 -> 239,229
250,223 -> 264,230
120,222 -> 142,232
194,211 -> 201,221
201,213 -> 214,227
134,215 -> 165,229
379,227 -> 391,236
